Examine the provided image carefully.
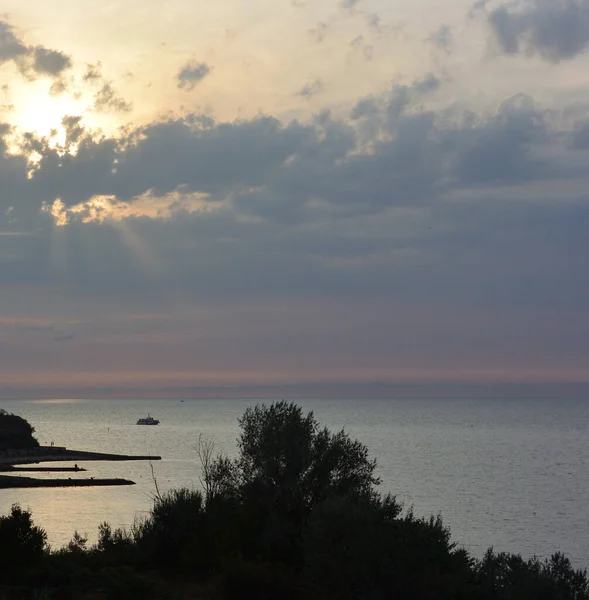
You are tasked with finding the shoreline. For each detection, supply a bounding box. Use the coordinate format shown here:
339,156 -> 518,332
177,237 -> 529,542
0,446 -> 161,488
0,475 -> 135,488
0,446 -> 161,466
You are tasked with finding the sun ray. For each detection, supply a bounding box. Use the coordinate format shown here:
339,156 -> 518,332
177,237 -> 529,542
110,215 -> 163,278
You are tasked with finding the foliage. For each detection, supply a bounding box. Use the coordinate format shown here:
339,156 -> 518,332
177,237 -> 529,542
0,402 -> 588,600
0,504 -> 47,580
213,558 -> 301,600
201,401 -> 382,564
0,409 -> 40,450
235,401 -> 380,508
66,531 -> 88,554
94,521 -> 136,566
303,494 -> 477,599
133,488 -> 205,573
476,549 -> 589,600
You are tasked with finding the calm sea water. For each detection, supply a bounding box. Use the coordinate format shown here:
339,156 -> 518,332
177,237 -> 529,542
0,398 -> 587,567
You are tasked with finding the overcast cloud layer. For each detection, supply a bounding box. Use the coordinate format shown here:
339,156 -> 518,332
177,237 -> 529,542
0,0 -> 588,397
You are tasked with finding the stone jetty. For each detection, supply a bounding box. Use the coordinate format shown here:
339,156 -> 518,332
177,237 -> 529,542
0,446 -> 161,489
0,474 -> 135,489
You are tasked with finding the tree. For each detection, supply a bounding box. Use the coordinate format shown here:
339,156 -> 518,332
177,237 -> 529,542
0,409 -> 39,450
204,401 -> 381,564
235,401 -> 380,508
476,549 -> 589,600
0,504 -> 47,580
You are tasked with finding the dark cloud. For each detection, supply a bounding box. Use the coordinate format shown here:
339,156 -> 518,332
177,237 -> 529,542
61,115 -> 85,147
0,20 -> 28,63
571,122 -> 589,148
341,0 -> 361,8
485,0 -> 589,62
0,81 -> 587,326
177,61 -> 212,90
30,47 -> 72,76
350,73 -> 441,120
297,79 -> 323,99
1,84 -> 589,388
2,72 -> 578,231
0,19 -> 72,79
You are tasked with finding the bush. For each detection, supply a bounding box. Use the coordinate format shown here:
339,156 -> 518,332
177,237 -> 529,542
0,409 -> 39,450
134,488 -> 207,574
303,493 -> 477,600
476,549 -> 589,600
214,558 -> 302,600
0,504 -> 47,581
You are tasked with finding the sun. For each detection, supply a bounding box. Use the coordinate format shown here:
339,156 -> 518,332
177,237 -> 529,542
8,80 -> 89,143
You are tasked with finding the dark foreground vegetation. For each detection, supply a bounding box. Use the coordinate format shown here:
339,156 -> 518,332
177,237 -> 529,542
1,402 -> 587,599
0,409 -> 39,450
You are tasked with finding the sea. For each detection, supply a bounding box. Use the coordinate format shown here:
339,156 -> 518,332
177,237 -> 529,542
0,397 -> 587,567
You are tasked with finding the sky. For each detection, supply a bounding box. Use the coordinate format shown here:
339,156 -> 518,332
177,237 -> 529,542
1,0 -> 589,398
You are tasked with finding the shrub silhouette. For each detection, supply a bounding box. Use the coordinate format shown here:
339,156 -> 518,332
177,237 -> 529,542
2,401 -> 589,600
134,488 -> 207,574
204,400 -> 381,564
303,494 -> 478,599
235,401 -> 380,505
0,409 -> 39,450
0,505 -> 47,582
476,549 -> 589,599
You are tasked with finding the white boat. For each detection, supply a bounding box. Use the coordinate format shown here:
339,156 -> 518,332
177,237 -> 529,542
136,414 -> 160,425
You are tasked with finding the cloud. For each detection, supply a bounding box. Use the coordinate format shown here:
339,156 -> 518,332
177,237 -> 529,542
309,22 -> 328,43
2,80 -> 589,388
177,60 -> 212,90
341,0 -> 362,8
61,115 -> 85,147
3,72 -> 580,236
76,62 -> 131,113
83,62 -> 103,83
297,79 -> 324,99
49,79 -> 68,96
30,47 -> 72,76
93,82 -> 132,113
349,35 -> 374,61
0,20 -> 28,63
427,24 -> 454,52
0,78 -> 587,312
571,122 -> 589,148
366,13 -> 382,32
484,0 -> 589,62
350,73 -> 441,120
0,19 -> 71,79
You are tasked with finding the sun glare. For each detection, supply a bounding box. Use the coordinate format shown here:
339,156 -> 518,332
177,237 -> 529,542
10,82 -> 88,142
